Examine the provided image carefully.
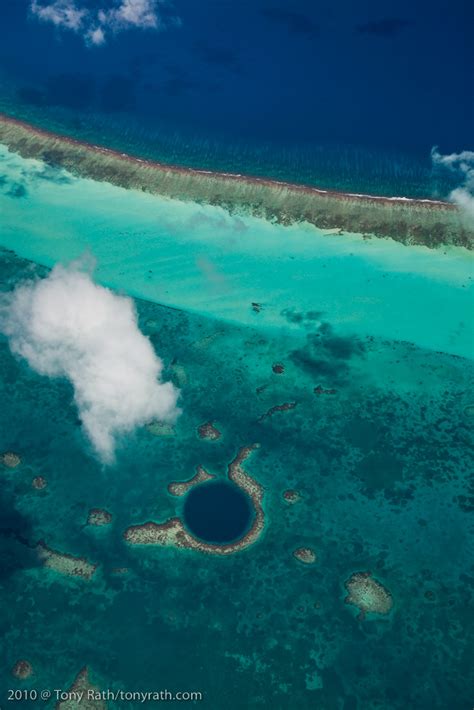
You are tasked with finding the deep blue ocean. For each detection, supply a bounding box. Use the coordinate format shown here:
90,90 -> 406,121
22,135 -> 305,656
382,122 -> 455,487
1,0 -> 473,196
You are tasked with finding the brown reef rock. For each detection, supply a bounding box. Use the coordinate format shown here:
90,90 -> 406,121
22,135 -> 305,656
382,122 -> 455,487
36,542 -> 97,580
314,385 -> 337,395
293,547 -> 317,564
12,660 -> 33,680
283,489 -> 301,504
1,451 -> 21,468
197,421 -> 222,440
32,476 -> 47,490
167,466 -> 216,497
258,402 -> 297,422
56,667 -> 107,710
344,571 -> 393,619
87,509 -> 112,526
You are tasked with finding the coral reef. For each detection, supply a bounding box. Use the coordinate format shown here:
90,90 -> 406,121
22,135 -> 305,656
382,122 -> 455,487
124,445 -> 264,555
258,402 -> 297,422
344,571 -> 393,619
293,547 -> 317,564
1,451 -> 21,468
169,362 -> 188,386
167,466 -> 215,496
11,660 -> 33,679
283,489 -> 301,504
197,421 -> 221,441
314,385 -> 337,395
32,476 -> 47,490
1,114 -> 471,248
56,667 -> 107,710
145,420 -> 175,437
87,509 -> 112,526
36,542 -> 97,580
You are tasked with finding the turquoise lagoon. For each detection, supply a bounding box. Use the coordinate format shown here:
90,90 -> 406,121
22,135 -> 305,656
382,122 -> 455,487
0,146 -> 472,358
0,144 -> 473,709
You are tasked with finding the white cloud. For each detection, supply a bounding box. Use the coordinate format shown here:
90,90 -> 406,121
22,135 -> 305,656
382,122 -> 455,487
31,0 -> 175,45
31,0 -> 87,30
86,25 -> 106,45
99,0 -> 160,30
432,147 -> 474,221
0,261 -> 180,463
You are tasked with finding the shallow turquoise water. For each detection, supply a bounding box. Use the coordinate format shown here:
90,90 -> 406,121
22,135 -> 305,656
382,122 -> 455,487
0,145 -> 473,709
0,146 -> 473,359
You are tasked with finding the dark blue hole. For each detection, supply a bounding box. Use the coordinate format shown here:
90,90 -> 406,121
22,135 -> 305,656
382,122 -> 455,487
183,481 -> 254,544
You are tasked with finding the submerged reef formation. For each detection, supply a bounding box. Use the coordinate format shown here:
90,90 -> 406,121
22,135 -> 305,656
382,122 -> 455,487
11,660 -> 33,680
197,421 -> 222,440
124,445 -> 264,555
111,567 -> 129,575
314,385 -> 337,395
293,547 -> 317,564
283,489 -> 301,504
56,667 -> 107,710
87,509 -> 112,526
344,571 -> 393,619
1,451 -> 21,468
32,476 -> 47,490
167,466 -> 215,496
258,402 -> 297,422
145,420 -> 175,437
36,542 -> 97,580
0,114 -> 471,248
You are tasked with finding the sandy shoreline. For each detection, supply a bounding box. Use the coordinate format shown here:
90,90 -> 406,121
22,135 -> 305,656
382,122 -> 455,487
0,112 -> 472,248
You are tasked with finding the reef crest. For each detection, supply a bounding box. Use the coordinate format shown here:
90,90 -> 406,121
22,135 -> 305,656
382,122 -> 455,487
0,114 -> 471,249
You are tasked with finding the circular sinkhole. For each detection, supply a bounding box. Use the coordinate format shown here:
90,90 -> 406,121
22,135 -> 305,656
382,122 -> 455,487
182,480 -> 254,544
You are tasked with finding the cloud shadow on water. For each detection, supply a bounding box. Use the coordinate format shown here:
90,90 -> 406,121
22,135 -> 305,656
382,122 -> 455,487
290,322 -> 365,383
356,18 -> 412,38
0,483 -> 39,581
261,8 -> 319,39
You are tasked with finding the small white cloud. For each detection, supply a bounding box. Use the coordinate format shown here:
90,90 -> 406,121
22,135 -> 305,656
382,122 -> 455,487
0,261 -> 180,463
31,0 -> 87,30
102,0 -> 160,30
30,0 -> 176,45
432,147 -> 474,222
86,25 -> 106,46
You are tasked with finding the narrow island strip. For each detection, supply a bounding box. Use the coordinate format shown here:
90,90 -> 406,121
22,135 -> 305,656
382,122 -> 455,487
167,465 -> 216,497
258,401 -> 297,422
0,114 -> 472,248
124,445 -> 264,555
